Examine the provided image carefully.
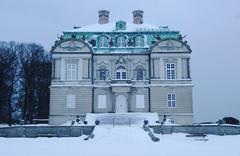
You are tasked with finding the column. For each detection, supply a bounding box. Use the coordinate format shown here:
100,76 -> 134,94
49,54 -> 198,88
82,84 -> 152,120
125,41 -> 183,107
159,58 -> 164,79
61,58 -> 65,80
177,58 -> 182,79
78,58 -> 82,80
52,59 -> 55,79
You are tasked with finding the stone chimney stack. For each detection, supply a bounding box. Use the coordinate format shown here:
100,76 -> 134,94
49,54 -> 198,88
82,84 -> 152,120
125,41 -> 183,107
98,10 -> 109,24
132,10 -> 143,24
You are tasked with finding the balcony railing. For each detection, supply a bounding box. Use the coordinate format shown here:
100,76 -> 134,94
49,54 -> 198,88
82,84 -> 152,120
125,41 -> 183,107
111,79 -> 132,84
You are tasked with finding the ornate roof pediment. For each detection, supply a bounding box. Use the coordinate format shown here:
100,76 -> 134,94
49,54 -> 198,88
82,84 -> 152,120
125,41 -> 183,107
51,39 -> 92,53
151,39 -> 191,53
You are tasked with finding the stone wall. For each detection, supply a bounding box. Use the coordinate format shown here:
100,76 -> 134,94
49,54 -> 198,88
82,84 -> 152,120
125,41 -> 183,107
150,125 -> 240,135
0,126 -> 94,138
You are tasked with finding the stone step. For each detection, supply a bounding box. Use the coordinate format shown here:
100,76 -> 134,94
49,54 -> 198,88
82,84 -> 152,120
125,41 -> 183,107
85,113 -> 159,125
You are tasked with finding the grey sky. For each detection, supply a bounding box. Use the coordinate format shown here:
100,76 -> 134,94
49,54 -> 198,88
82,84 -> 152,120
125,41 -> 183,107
1,0 -> 240,122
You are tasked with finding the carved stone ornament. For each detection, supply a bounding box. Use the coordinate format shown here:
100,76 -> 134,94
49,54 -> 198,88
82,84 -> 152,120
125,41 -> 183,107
59,41 -> 85,51
157,40 -> 184,50
115,56 -> 126,64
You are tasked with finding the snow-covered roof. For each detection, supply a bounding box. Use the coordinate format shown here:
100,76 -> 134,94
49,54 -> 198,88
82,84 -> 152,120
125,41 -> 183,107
65,22 -> 162,33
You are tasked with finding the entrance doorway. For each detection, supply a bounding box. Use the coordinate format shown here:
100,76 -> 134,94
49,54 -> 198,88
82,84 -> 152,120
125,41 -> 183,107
115,95 -> 127,113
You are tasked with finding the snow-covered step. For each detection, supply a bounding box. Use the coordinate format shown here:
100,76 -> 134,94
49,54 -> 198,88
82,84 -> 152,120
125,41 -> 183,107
85,113 -> 159,125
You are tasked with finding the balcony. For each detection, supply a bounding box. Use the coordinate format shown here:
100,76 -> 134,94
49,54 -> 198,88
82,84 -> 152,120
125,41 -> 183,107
111,79 -> 132,85
110,79 -> 132,93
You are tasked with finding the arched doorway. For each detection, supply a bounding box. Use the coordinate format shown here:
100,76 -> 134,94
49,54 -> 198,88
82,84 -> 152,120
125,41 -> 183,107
115,95 -> 127,113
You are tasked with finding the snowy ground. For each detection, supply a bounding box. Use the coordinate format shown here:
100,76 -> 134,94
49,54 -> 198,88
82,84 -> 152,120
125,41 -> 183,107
0,125 -> 240,156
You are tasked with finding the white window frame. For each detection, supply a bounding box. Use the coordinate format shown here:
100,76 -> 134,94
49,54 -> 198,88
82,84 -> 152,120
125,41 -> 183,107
117,36 -> 126,47
135,36 -> 143,47
136,95 -> 144,109
167,93 -> 176,108
116,65 -> 127,79
66,94 -> 76,108
67,63 -> 77,80
166,63 -> 175,80
99,36 -> 109,48
98,95 -> 107,109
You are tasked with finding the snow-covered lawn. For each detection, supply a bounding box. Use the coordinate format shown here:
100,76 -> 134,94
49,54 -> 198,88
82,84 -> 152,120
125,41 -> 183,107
0,125 -> 239,156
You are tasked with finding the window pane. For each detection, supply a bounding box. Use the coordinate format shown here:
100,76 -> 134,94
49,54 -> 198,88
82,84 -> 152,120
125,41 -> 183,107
171,70 -> 175,79
167,70 -> 171,79
172,101 -> 176,107
116,72 -> 121,79
167,64 -> 170,69
168,94 -> 171,100
122,72 -> 126,79
168,101 -> 172,107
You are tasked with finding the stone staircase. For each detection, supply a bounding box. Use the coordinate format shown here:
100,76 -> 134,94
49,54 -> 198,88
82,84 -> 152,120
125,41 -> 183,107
85,113 -> 159,125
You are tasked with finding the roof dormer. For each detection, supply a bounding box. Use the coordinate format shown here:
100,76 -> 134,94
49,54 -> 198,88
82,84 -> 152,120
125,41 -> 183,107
116,21 -> 126,30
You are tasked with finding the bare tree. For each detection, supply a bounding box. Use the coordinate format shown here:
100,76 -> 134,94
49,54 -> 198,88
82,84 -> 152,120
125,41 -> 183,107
18,43 -> 51,124
0,41 -> 20,125
0,41 -> 51,125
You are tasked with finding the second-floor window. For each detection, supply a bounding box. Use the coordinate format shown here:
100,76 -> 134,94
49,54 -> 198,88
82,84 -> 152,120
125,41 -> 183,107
99,36 -> 109,48
116,36 -> 126,47
99,69 -> 106,80
67,63 -> 77,80
136,69 -> 144,80
166,63 -> 175,80
116,65 -> 127,79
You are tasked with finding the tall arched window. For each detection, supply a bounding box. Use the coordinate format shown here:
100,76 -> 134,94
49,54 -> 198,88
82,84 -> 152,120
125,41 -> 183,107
116,36 -> 126,47
135,36 -> 144,47
116,65 -> 127,79
98,36 -> 109,48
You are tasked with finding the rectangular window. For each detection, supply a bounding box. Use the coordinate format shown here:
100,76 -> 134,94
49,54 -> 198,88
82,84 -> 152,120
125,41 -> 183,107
166,63 -> 175,80
66,94 -> 76,108
98,95 -> 106,109
67,63 -> 77,80
136,95 -> 144,109
167,93 -> 176,108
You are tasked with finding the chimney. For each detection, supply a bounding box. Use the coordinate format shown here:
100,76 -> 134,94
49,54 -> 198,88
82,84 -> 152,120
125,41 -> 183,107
132,10 -> 143,24
98,10 -> 109,24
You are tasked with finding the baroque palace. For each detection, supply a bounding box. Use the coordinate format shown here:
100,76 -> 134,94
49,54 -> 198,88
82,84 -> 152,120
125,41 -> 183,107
49,10 -> 193,125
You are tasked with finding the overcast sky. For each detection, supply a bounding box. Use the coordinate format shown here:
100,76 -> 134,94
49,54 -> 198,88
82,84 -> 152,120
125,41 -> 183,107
1,0 -> 240,122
